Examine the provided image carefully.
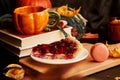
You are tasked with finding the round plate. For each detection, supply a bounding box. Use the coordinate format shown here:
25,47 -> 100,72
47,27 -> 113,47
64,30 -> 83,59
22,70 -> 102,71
30,48 -> 89,64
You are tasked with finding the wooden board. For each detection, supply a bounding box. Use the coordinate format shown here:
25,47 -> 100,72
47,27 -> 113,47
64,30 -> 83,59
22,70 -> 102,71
19,43 -> 120,79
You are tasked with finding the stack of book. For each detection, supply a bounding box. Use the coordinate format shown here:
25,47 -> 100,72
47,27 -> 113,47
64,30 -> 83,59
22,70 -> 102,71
0,27 -> 72,57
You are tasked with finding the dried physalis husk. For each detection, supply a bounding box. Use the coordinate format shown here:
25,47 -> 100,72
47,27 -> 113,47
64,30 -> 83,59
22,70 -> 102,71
105,41 -> 120,58
4,64 -> 25,80
109,47 -> 120,58
56,5 -> 81,18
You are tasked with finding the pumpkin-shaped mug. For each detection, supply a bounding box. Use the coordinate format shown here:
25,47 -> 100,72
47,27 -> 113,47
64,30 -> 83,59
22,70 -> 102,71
13,6 -> 60,34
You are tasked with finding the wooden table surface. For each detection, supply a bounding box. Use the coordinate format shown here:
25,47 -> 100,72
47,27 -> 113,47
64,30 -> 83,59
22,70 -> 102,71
19,43 -> 120,80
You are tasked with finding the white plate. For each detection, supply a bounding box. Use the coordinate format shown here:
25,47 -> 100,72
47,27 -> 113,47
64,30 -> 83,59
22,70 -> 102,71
30,48 -> 89,64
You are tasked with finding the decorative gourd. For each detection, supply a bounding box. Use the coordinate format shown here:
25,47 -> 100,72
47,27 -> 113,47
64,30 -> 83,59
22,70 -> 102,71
61,12 -> 87,40
16,0 -> 52,8
13,6 -> 49,34
56,5 -> 87,40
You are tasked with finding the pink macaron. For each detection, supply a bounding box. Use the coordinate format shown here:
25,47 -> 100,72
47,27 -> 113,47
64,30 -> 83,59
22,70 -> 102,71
90,43 -> 109,62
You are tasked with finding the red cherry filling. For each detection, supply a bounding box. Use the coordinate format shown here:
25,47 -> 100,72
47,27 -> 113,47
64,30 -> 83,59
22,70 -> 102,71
32,38 -> 78,59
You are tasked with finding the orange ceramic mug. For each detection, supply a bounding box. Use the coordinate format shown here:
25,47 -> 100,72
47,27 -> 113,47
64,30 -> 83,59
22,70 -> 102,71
13,6 -> 60,34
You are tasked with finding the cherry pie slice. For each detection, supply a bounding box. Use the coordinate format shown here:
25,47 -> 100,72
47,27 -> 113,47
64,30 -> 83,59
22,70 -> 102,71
32,37 -> 83,59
